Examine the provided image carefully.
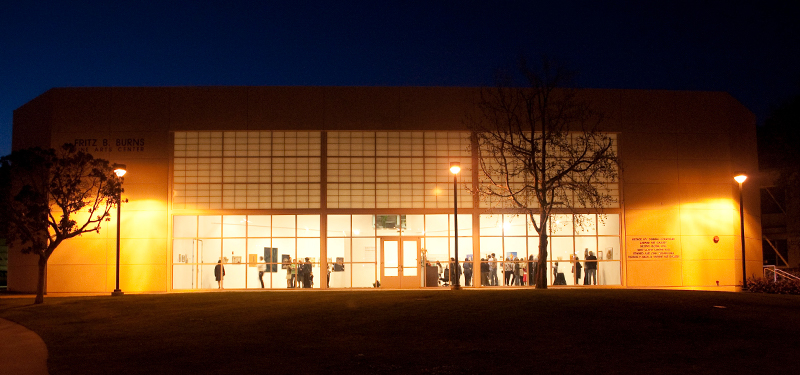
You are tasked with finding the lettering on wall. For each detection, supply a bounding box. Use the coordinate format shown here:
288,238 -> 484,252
74,138 -> 146,153
628,237 -> 679,260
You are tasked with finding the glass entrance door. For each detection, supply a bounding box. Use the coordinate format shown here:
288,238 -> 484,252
380,237 -> 420,288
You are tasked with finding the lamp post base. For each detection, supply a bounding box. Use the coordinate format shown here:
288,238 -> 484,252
111,289 -> 124,296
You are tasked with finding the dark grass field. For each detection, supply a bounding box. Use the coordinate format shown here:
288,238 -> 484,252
1,289 -> 799,374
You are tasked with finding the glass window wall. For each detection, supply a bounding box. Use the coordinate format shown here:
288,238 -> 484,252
172,214 -> 320,290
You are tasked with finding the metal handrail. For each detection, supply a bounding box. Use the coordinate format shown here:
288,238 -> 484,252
763,265 -> 800,283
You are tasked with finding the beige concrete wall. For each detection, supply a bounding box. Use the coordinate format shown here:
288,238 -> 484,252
43,88 -> 171,293
617,90 -> 759,289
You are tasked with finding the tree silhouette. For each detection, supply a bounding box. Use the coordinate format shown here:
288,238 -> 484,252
0,144 -> 123,303
470,57 -> 620,288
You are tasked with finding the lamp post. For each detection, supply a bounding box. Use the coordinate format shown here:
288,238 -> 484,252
112,163 -> 127,296
734,172 -> 747,290
450,162 -> 461,290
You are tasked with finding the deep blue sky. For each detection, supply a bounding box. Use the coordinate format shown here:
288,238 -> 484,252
2,1 -> 799,156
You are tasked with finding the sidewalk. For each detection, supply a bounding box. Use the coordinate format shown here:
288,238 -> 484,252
0,318 -> 48,375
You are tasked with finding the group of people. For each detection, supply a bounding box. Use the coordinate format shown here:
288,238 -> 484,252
285,258 -> 314,288
428,250 -> 601,287
256,257 -> 315,289
571,251 -> 599,285
553,250 -> 598,285
477,253 -> 537,287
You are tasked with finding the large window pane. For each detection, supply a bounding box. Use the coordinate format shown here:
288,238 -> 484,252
199,239 -> 221,264
503,215 -> 526,236
449,214 -> 472,236
199,264 -> 218,289
247,215 -> 271,237
352,263 -> 376,287
352,215 -> 375,237
575,237 -> 597,259
574,214 -> 596,235
329,262 -> 351,288
173,216 -> 197,238
223,239 -> 246,264
480,236 -> 502,260
528,237 -> 542,260
550,237 -> 574,263
199,215 -> 222,237
376,215 -> 403,236
599,261 -> 621,285
327,238 -> 348,262
550,215 -> 573,235
272,215 -> 296,237
224,264 -> 247,289
598,237 -> 620,260
352,238 -> 376,262
297,215 -> 320,237
503,237 -> 527,260
598,214 -> 620,235
328,215 -> 351,237
425,237 -> 448,263
297,238 -> 321,263
425,214 -> 449,236
173,265 -> 194,289
173,239 -> 195,263
272,238 -> 296,264
449,237 -> 473,263
223,215 -> 247,237
480,215 -> 503,236
406,215 -> 425,236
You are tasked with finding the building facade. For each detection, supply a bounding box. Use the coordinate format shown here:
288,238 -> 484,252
9,86 -> 761,292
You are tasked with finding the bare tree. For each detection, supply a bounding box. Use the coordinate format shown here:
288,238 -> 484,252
0,144 -> 123,303
471,57 -> 619,288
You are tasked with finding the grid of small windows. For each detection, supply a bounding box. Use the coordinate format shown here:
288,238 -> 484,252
174,131 -> 321,210
477,132 -> 619,209
327,132 -> 472,209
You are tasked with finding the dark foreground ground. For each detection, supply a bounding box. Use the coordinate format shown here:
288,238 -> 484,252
1,289 -> 799,374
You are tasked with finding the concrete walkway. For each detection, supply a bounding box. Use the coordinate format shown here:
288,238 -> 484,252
0,318 -> 48,375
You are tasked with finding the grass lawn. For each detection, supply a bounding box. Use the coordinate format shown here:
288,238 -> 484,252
1,289 -> 799,374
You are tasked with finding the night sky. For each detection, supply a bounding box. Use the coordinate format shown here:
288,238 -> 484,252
2,1 -> 799,156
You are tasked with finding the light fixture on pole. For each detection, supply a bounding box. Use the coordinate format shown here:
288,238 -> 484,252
450,162 -> 461,290
112,163 -> 126,296
734,172 -> 747,290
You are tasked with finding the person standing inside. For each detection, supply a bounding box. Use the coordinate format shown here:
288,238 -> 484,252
290,259 -> 297,288
463,257 -> 473,286
489,253 -> 498,286
528,255 -> 535,286
257,256 -> 267,288
572,256 -> 583,286
585,251 -> 598,285
295,258 -> 304,288
326,262 -> 333,288
480,258 -> 490,286
214,260 -> 225,289
504,256 -> 513,286
303,257 -> 313,288
285,259 -> 293,288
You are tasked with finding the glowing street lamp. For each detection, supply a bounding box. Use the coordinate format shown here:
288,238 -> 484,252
734,172 -> 747,289
450,161 -> 461,290
112,163 -> 126,296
